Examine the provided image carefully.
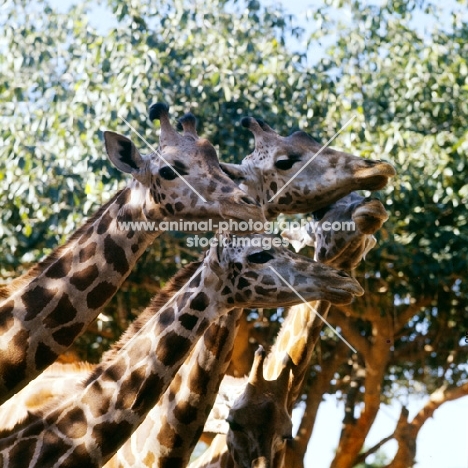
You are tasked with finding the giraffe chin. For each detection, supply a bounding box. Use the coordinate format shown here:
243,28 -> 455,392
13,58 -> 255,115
324,288 -> 361,305
218,204 -> 267,233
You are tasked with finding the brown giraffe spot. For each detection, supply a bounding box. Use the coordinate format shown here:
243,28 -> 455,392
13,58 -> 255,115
243,288 -> 252,300
155,331 -> 192,366
78,241 -> 97,263
254,285 -> 274,296
102,360 -> 127,383
175,201 -> 184,212
261,275 -> 276,286
234,292 -> 245,303
165,203 -> 175,216
97,209 -> 114,235
35,431 -> 74,467
2,329 -> 28,390
22,285 -> 58,321
131,243 -> 139,253
93,420 -> 134,459
45,250 -> 73,279
52,322 -> 85,347
278,193 -> 293,205
82,380 -> 110,418
70,264 -> 100,291
187,361 -> 210,395
58,407 -> 88,438
203,321 -> 230,358
174,399 -> 198,424
115,366 -> 146,411
132,372 -> 165,416
189,274 -> 201,288
190,292 -> 209,311
9,439 -> 38,466
179,313 -> 199,331
237,277 -> 250,289
104,235 -> 129,275
159,307 -> 175,327
87,281 -> 117,309
245,271 -> 259,279
221,286 -> 232,295
43,293 -> 77,328
0,300 -> 15,333
276,290 -> 294,301
156,415 -> 184,448
35,341 -> 59,371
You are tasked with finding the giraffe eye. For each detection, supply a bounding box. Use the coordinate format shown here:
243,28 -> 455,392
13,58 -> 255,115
275,154 -> 301,170
227,418 -> 243,432
247,250 -> 274,264
159,166 -> 178,180
311,206 -> 330,221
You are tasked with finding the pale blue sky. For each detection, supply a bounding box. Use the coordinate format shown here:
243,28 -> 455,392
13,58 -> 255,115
41,0 -> 468,466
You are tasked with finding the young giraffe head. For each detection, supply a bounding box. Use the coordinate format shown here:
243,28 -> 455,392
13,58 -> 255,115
282,192 -> 389,270
220,118 -> 395,219
226,346 -> 293,468
104,103 -> 265,226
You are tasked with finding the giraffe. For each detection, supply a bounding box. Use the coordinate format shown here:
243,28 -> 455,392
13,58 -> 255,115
189,348 -> 293,468
220,117 -> 396,220
0,103 -> 266,404
0,234 -> 365,468
191,192 -> 389,468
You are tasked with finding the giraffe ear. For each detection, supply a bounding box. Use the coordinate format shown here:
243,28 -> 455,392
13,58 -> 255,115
220,163 -> 247,184
104,131 -> 144,175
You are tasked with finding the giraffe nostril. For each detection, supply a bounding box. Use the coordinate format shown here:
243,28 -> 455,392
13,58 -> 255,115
240,196 -> 256,205
337,270 -> 349,277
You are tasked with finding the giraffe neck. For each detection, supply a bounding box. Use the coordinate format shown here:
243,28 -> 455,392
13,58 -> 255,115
106,309 -> 243,468
0,188 -> 160,403
264,300 -> 331,410
0,261 -> 232,468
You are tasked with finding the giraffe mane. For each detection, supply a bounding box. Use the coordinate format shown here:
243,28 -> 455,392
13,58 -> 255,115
83,260 -> 204,385
0,189 -> 128,301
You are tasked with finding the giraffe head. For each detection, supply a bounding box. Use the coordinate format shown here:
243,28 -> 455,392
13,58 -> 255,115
226,346 -> 293,468
104,103 -> 265,227
206,234 -> 364,309
220,118 -> 395,219
282,192 -> 389,269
